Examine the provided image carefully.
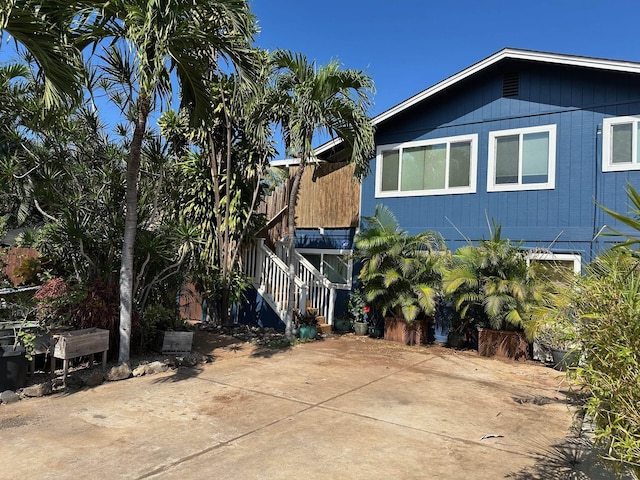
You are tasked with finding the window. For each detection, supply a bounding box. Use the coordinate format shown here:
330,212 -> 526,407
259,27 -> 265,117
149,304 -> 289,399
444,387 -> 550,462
602,116 -> 640,172
376,134 -> 478,197
487,125 -> 556,191
526,253 -> 581,283
298,249 -> 352,285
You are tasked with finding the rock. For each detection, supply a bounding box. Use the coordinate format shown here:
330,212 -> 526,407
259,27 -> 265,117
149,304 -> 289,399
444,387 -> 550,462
84,371 -> 104,387
22,382 -> 52,397
105,364 -> 132,381
0,390 -> 20,404
178,352 -> 205,367
144,361 -> 168,375
65,373 -> 85,389
132,365 -> 146,377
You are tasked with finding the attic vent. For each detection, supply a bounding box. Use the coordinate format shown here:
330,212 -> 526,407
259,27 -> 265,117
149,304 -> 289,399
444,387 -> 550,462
502,73 -> 519,97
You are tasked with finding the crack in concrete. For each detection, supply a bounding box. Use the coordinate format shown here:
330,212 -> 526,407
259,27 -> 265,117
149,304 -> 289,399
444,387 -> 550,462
137,353 -> 554,478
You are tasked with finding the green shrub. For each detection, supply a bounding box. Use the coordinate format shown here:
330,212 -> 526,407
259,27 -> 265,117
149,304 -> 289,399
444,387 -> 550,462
571,251 -> 640,477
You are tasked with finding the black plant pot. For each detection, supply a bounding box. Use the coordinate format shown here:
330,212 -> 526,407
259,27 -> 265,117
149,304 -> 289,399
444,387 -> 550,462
0,345 -> 28,391
447,331 -> 466,349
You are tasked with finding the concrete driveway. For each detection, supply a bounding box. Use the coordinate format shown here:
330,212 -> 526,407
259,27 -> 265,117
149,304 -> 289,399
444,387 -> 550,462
0,334 -> 580,479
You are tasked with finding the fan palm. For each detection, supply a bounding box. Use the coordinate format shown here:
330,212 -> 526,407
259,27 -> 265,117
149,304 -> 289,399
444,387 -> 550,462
355,205 -> 447,323
265,50 -> 375,336
444,223 -> 542,330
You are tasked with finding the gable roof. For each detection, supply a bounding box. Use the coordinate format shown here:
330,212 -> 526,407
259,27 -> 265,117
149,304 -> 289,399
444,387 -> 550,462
315,47 -> 640,157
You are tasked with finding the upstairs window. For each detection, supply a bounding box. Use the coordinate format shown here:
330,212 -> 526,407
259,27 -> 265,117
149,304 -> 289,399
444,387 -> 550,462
376,134 -> 477,197
487,125 -> 556,192
602,116 -> 640,172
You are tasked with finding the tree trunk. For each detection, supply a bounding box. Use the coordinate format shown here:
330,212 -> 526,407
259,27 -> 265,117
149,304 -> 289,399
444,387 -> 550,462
118,96 -> 150,365
284,163 -> 305,338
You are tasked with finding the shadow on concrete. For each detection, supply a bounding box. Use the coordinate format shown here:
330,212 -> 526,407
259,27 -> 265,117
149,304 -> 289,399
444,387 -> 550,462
505,437 -> 616,480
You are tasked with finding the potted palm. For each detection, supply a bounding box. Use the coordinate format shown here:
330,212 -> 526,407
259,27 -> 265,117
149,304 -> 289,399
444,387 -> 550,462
526,278 -> 580,370
346,288 -> 368,335
354,205 -> 447,345
293,308 -> 319,340
444,222 -> 542,360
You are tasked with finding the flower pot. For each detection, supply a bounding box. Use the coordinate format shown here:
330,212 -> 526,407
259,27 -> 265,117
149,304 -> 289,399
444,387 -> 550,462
477,328 -> 530,361
298,325 -> 317,339
384,317 -> 428,346
0,345 -> 28,391
333,317 -> 351,332
551,348 -> 579,371
369,327 -> 384,338
353,322 -> 368,336
447,331 -> 465,349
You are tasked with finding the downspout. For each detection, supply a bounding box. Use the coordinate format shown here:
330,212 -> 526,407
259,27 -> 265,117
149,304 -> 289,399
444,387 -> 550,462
591,124 -> 602,265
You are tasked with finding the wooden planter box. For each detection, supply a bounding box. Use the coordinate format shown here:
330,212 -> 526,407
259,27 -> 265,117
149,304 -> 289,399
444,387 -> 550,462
384,317 -> 428,346
477,328 -> 530,361
52,328 -> 110,380
159,331 -> 193,355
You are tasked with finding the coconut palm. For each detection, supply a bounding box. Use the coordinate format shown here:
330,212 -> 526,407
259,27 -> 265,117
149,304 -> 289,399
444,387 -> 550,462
265,50 -> 375,336
444,223 -> 542,330
354,205 -> 447,323
3,0 -> 258,363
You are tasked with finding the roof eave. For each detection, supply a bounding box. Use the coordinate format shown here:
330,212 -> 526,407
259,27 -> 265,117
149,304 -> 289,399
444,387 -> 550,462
314,47 -> 640,157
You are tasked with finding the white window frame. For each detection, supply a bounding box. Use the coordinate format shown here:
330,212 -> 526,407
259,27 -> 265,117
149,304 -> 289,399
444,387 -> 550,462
487,124 -> 557,192
375,133 -> 478,198
297,248 -> 353,287
526,252 -> 581,275
602,116 -> 640,172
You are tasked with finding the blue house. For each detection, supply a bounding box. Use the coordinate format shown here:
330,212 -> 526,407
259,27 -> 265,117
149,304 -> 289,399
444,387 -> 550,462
244,48 -> 640,329
317,48 -> 640,275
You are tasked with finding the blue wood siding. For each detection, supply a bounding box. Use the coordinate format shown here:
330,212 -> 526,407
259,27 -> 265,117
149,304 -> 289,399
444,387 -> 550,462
362,61 -> 640,263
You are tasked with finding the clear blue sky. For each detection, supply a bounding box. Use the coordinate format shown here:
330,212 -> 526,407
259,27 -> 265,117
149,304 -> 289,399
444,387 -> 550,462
3,1 -> 640,157
252,0 -> 640,154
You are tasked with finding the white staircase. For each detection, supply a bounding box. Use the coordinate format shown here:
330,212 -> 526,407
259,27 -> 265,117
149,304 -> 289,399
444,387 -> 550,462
242,239 -> 348,325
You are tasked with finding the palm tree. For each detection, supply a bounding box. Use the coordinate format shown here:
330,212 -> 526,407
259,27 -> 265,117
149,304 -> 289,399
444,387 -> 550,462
266,50 -> 375,337
444,223 -> 542,330
3,0 -> 258,364
354,205 -> 447,322
92,0 -> 257,364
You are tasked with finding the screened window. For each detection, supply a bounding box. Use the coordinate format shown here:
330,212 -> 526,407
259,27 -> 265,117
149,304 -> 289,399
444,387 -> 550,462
602,116 -> 640,172
377,134 -> 477,197
488,125 -> 556,191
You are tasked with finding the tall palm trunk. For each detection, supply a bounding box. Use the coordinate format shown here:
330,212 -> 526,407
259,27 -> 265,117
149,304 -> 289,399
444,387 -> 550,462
285,160 -> 305,337
119,95 -> 150,364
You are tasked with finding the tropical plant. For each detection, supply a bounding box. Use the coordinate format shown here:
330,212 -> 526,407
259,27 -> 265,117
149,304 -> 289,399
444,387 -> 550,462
567,249 -> 640,477
444,222 -> 542,331
346,287 -> 367,324
525,274 -> 579,351
354,205 -> 447,323
162,60 -> 273,325
3,0 -> 258,365
265,50 -> 375,337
